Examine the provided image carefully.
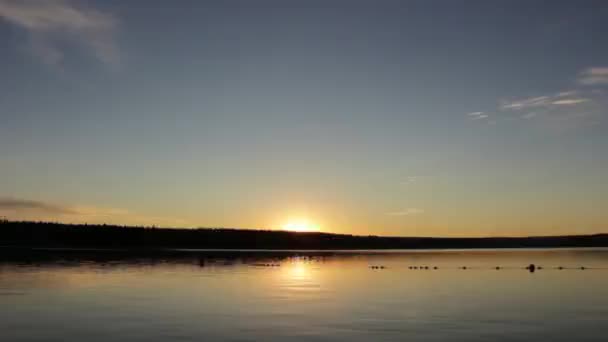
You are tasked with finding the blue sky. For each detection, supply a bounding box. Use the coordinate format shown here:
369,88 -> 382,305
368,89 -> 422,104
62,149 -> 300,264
1,0 -> 607,236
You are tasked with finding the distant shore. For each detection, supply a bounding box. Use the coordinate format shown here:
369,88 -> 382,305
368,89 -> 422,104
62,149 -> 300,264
1,221 -> 607,251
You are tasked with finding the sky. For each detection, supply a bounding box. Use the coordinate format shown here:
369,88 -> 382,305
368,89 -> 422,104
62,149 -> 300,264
1,0 -> 608,237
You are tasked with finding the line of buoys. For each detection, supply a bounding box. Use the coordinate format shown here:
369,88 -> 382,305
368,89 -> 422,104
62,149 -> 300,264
250,263 -> 280,267
404,264 -> 594,271
370,265 -> 386,269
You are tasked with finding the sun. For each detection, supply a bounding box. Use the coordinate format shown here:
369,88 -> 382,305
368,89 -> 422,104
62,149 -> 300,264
281,219 -> 320,232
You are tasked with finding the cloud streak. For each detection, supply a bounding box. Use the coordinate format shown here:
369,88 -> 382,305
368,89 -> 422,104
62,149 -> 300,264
0,197 -> 190,227
578,67 -> 608,86
386,208 -> 424,216
0,0 -> 118,66
498,91 -> 598,128
400,176 -> 418,185
499,92 -> 591,112
500,96 -> 551,110
551,98 -> 588,105
468,68 -> 608,130
467,111 -> 489,120
0,197 -> 76,214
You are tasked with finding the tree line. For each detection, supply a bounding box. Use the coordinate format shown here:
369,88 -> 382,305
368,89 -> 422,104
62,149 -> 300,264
1,220 -> 607,250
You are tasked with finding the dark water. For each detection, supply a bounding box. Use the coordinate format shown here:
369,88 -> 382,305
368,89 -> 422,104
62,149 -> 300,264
1,248 -> 607,341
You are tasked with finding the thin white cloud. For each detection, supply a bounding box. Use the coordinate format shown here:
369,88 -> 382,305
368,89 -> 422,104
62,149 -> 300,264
468,67 -> 607,130
386,208 -> 424,216
496,91 -> 602,130
500,96 -> 550,110
501,95 -> 590,110
578,67 -> 608,86
466,111 -> 489,120
551,98 -> 588,105
556,91 -> 578,97
471,114 -> 489,120
400,176 -> 417,185
0,0 -> 118,66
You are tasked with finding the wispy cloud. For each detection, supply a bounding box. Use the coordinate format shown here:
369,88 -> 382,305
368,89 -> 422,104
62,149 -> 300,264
551,98 -> 588,105
386,208 -> 424,216
500,93 -> 591,111
469,70 -> 607,130
400,176 -> 418,185
578,67 -> 608,86
522,111 -> 538,119
0,197 -> 190,227
0,197 -> 76,214
498,91 -> 597,128
0,0 -> 118,66
500,96 -> 551,110
466,111 -> 489,120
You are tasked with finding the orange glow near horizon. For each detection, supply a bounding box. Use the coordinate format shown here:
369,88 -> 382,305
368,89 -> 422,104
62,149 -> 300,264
281,219 -> 320,233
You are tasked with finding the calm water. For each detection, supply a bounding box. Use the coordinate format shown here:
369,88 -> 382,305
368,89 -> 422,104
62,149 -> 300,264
1,248 -> 607,341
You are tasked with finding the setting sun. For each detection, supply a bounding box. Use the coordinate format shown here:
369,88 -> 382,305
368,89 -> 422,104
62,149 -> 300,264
281,219 -> 320,233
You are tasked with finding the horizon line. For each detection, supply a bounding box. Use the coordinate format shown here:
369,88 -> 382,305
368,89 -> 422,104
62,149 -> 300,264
2,219 -> 606,240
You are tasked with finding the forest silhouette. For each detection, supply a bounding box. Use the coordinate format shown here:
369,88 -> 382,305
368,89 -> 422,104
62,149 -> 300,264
1,220 -> 607,250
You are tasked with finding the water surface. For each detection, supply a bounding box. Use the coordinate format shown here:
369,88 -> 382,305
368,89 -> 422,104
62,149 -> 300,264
1,248 -> 607,341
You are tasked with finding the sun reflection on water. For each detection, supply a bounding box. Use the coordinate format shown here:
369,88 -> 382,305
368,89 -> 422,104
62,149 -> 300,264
287,259 -> 310,280
277,258 -> 323,297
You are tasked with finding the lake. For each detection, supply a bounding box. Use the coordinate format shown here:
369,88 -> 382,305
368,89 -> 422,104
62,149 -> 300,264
1,248 -> 607,341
